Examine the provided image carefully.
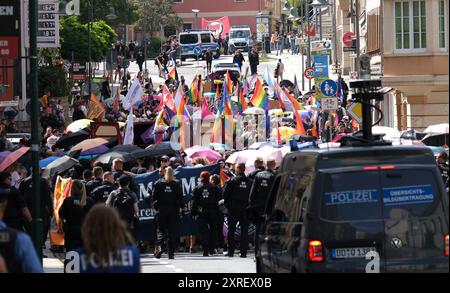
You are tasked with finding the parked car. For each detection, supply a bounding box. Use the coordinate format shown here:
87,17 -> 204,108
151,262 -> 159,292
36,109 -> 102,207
179,30 -> 220,61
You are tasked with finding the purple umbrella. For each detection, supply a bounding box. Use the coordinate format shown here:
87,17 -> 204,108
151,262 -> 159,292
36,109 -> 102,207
0,151 -> 12,162
80,145 -> 109,156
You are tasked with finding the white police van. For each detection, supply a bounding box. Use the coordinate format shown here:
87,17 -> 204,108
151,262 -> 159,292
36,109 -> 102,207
179,30 -> 220,61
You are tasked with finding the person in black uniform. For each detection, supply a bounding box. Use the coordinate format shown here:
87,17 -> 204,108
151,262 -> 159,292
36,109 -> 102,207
210,174 -> 226,253
247,157 -> 265,181
223,163 -> 252,258
20,171 -> 53,245
0,172 -> 31,231
85,166 -> 103,197
192,171 -> 222,256
152,167 -> 183,259
247,157 -> 276,255
91,172 -> 116,203
59,180 -> 94,252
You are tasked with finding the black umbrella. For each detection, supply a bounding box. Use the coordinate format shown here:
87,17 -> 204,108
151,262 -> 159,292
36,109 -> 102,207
53,130 -> 90,150
145,142 -> 178,157
42,155 -> 79,179
110,144 -> 142,153
290,134 -> 316,143
280,79 -> 294,88
401,129 -> 426,140
95,151 -> 136,165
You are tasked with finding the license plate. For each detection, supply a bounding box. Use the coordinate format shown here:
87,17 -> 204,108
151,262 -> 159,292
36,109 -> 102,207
331,247 -> 376,259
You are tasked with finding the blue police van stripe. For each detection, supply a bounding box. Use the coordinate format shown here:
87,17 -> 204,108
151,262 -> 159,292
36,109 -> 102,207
382,184 -> 434,206
324,189 -> 378,206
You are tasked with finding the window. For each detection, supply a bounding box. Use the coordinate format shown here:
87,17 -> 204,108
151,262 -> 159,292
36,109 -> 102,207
439,0 -> 447,49
200,33 -> 211,43
394,0 -> 426,50
179,34 -> 198,44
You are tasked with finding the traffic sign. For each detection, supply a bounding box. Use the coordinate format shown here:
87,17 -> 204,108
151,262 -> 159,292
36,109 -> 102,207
321,97 -> 338,111
320,79 -> 338,97
347,102 -> 363,124
304,67 -> 314,79
193,47 -> 202,56
343,32 -> 355,47
350,71 -> 359,79
313,55 -> 329,78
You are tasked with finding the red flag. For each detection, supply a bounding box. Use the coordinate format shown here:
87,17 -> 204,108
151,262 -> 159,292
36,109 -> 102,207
276,122 -> 282,145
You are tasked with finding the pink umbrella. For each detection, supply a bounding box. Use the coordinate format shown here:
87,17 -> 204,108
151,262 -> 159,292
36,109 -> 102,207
0,147 -> 30,171
187,147 -> 222,164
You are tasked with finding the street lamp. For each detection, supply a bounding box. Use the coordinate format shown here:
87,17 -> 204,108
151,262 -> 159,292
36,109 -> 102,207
192,9 -> 200,29
87,2 -> 93,100
106,6 -> 118,20
105,7 -> 117,98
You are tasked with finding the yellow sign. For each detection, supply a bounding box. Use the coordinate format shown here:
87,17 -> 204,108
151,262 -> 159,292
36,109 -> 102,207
347,102 -> 363,124
257,24 -> 266,32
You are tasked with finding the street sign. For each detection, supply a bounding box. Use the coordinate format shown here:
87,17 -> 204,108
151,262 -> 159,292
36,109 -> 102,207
343,46 -> 356,52
304,67 -> 314,79
313,55 -> 329,78
347,102 -> 363,124
194,47 -> 202,56
310,40 -> 332,56
321,97 -> 338,111
0,100 -> 19,107
350,71 -> 359,79
71,61 -> 86,80
320,79 -> 338,97
342,32 -> 355,46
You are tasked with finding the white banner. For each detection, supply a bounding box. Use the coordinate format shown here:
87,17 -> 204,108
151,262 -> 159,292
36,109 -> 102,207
123,78 -> 143,110
123,114 -> 134,145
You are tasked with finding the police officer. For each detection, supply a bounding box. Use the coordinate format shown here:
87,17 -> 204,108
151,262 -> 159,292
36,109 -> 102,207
223,163 -> 252,258
85,166 -> 103,196
192,171 -> 222,256
247,157 -> 265,181
152,167 -> 183,259
247,157 -> 276,254
437,151 -> 449,190
91,172 -> 117,203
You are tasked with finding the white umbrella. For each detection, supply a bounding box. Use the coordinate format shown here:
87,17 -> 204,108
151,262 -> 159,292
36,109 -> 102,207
243,107 -> 265,115
424,123 -> 449,135
372,126 -> 401,141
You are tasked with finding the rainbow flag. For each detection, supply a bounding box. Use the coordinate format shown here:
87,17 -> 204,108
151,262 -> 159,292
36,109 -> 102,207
237,83 -> 248,114
291,95 -> 306,135
249,78 -> 269,110
168,67 -> 179,81
187,75 -> 203,106
225,71 -> 233,95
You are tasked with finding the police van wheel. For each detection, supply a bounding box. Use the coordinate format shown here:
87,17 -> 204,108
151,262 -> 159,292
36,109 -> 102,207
181,57 -> 186,61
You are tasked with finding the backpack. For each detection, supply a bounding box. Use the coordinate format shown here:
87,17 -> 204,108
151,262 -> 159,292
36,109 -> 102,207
111,190 -> 135,224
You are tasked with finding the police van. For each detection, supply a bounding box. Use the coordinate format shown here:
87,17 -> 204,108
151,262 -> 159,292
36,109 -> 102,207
179,30 -> 220,61
256,143 -> 449,273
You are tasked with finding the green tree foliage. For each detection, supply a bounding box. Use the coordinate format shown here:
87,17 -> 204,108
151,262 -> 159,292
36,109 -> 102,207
38,65 -> 69,97
59,16 -> 117,62
136,0 -> 182,36
77,0 -> 140,25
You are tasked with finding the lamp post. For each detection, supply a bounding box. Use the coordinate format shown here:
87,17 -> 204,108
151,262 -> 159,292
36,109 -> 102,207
106,7 -> 117,98
87,2 -> 93,100
192,9 -> 200,29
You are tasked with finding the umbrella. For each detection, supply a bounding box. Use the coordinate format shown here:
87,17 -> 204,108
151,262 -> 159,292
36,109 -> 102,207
400,129 -> 426,140
204,92 -> 216,100
95,151 -> 136,165
243,146 -> 284,175
111,144 -> 142,153
39,156 -> 61,169
208,143 -> 232,152
243,107 -> 265,115
271,126 -> 296,142
268,109 -> 284,117
185,147 -> 222,164
145,142 -> 178,157
70,138 -> 109,153
66,119 -> 94,133
80,145 -> 109,156
42,155 -> 79,179
424,123 -> 449,135
53,130 -> 90,150
0,151 -> 11,162
248,141 -> 279,150
289,134 -> 316,143
0,147 -> 30,171
372,126 -> 401,141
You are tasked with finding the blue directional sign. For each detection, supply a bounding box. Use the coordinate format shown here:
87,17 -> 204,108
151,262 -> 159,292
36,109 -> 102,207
320,79 -> 338,97
193,46 -> 202,56
313,55 -> 329,78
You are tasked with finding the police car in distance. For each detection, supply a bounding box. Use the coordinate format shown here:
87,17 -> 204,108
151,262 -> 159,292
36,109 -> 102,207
209,63 -> 241,83
179,30 -> 220,61
228,25 -> 253,54
256,143 -> 449,273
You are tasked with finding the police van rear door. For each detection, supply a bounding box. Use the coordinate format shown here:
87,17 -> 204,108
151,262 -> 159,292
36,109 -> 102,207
315,168 -> 386,273
380,166 -> 449,272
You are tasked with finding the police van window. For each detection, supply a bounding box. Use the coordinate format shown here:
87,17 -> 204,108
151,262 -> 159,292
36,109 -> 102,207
273,173 -> 311,222
320,171 -> 382,221
381,170 -> 442,219
180,34 -> 198,44
201,33 -> 211,43
271,174 -> 291,222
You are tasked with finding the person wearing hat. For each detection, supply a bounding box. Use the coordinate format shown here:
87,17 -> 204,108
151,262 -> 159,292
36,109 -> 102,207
0,172 -> 43,273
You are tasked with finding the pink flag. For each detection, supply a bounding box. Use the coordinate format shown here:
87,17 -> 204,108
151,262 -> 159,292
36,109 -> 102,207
201,99 -> 214,120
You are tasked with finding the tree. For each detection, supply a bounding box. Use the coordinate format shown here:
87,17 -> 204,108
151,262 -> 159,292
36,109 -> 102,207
136,0 -> 182,37
59,16 -> 117,62
77,0 -> 141,26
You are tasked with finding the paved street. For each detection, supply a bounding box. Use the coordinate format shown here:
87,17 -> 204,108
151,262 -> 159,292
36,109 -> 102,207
43,251 -> 256,273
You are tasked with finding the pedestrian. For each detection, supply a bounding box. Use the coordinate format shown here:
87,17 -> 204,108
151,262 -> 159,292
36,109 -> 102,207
204,48 -> 213,74
59,180 -> 94,252
112,158 -> 126,182
91,172 -> 117,203
437,151 -> 449,190
136,50 -> 145,73
232,50 -> 245,72
295,34 -> 301,55
210,174 -> 225,254
271,32 -> 276,52
264,34 -> 271,54
151,167 -> 183,259
223,163 -> 252,258
192,171 -> 222,256
114,65 -> 122,83
85,166 -> 103,196
0,172 -> 31,231
249,47 -> 259,76
100,76 -> 111,101
106,174 -> 139,235
223,34 -> 229,55
247,157 -> 265,181
0,185 -> 43,273
76,205 -> 140,273
247,157 -> 276,255
275,59 -> 284,83
20,170 -> 53,247
128,40 -> 136,60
